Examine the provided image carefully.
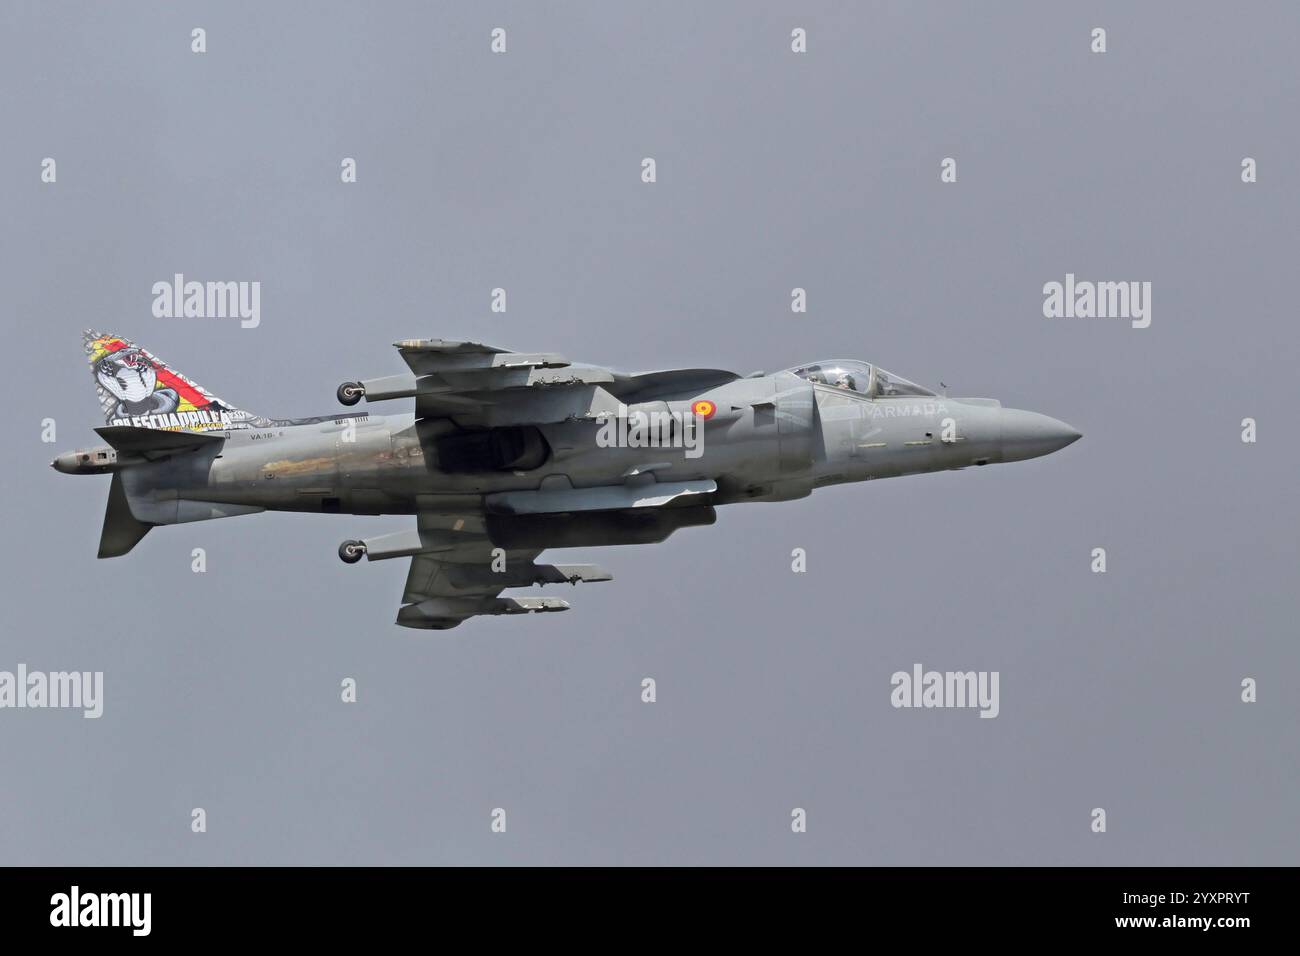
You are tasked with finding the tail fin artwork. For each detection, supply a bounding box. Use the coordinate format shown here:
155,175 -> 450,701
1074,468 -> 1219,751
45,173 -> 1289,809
84,330 -> 264,432
62,333 -> 273,558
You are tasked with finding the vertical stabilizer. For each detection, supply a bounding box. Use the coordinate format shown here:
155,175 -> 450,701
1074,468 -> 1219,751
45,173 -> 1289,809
85,330 -> 263,432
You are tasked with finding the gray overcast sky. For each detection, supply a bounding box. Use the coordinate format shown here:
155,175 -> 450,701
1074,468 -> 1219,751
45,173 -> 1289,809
2,1 -> 1297,865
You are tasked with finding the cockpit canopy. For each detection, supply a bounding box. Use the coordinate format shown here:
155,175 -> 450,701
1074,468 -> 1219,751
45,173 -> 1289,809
786,360 -> 934,398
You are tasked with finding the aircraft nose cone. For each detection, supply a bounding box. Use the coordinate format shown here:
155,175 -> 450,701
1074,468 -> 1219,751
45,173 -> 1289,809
1000,409 -> 1082,462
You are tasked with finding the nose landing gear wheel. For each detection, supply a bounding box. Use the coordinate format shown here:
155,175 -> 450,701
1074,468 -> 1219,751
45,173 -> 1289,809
339,540 -> 366,564
337,382 -> 364,406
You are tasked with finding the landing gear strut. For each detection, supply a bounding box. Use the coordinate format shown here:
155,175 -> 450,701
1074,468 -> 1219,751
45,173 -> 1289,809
337,381 -> 365,406
338,539 -> 366,564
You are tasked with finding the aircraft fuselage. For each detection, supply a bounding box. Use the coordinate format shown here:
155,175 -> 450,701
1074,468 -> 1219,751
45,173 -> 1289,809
55,371 -> 1079,526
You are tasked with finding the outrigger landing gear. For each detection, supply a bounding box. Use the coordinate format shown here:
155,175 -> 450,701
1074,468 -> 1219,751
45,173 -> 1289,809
338,539 -> 366,564
337,381 -> 365,406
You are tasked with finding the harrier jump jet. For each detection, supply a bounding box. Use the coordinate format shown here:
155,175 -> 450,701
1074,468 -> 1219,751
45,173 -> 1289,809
54,332 -> 1080,629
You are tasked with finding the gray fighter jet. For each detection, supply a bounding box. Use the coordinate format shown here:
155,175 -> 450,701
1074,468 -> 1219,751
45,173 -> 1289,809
55,331 -> 1080,628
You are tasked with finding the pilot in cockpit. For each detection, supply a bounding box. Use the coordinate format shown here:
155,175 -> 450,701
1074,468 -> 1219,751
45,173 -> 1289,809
788,360 -> 933,399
